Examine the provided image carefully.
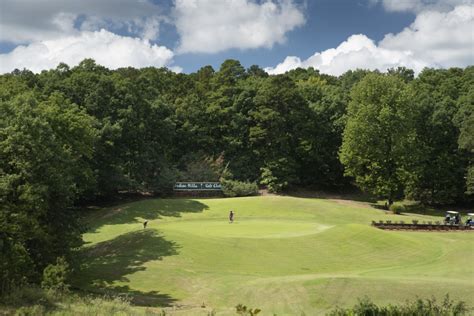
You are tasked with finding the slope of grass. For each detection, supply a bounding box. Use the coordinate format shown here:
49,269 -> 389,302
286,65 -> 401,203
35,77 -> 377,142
77,196 -> 474,315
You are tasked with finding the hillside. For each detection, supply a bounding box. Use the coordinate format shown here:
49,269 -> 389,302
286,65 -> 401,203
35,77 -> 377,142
77,196 -> 474,315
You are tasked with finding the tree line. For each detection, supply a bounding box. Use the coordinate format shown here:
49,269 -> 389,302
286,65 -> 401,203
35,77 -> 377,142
0,59 -> 472,292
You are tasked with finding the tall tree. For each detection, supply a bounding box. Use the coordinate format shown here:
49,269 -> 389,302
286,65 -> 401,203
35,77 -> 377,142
0,92 -> 96,291
251,75 -> 309,192
403,68 -> 468,204
340,73 -> 410,205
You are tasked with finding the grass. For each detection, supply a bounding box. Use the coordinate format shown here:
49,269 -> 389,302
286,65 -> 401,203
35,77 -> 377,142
76,196 -> 474,315
0,286 -> 167,315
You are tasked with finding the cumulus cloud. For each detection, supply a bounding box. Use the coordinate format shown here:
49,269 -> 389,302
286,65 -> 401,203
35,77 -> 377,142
266,35 -> 428,76
380,5 -> 473,68
174,0 -> 305,54
0,0 -> 164,43
266,5 -> 474,76
0,29 -> 175,73
369,0 -> 470,13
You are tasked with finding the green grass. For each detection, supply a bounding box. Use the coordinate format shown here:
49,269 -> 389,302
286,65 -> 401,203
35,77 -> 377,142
77,196 -> 474,315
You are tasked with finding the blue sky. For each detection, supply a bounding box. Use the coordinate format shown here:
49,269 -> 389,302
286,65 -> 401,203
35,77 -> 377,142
171,0 -> 415,72
0,0 -> 472,74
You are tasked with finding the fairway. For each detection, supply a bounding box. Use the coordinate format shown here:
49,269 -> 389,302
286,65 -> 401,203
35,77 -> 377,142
79,196 -> 474,315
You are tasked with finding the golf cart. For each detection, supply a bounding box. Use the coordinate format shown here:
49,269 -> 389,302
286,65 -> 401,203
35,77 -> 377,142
466,213 -> 474,227
444,211 -> 460,225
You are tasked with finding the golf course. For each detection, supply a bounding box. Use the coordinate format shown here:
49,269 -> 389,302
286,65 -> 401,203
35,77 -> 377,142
78,196 -> 474,315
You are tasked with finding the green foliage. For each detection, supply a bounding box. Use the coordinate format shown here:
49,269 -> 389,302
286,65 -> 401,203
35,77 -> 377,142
466,166 -> 474,196
454,82 -> 474,196
236,304 -> 261,316
178,154 -> 225,182
15,305 -> 47,316
250,75 -> 308,190
402,68 -> 471,204
221,179 -> 258,197
327,295 -> 468,316
389,203 -> 406,214
340,73 -> 410,204
1,286 -> 138,316
0,92 -> 95,292
260,163 -> 291,193
296,76 -> 348,187
41,257 -> 70,292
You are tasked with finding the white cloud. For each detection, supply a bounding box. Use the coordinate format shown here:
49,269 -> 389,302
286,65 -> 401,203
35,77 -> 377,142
174,0 -> 305,54
0,0 -> 164,43
370,0 -> 470,13
265,35 -> 429,76
266,5 -> 474,76
380,5 -> 474,68
0,29 -> 175,73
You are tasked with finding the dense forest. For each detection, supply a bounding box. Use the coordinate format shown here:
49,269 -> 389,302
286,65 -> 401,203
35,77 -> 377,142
1,59 -> 473,293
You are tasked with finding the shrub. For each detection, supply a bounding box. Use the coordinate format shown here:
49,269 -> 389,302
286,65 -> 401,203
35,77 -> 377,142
327,295 -> 468,315
179,153 -> 225,182
221,179 -> 258,197
1,286 -> 49,307
149,165 -> 179,195
236,304 -> 261,315
41,257 -> 70,292
389,202 -> 406,214
260,166 -> 287,193
14,305 -> 46,316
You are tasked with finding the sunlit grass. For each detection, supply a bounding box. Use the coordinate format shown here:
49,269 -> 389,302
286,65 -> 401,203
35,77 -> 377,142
78,196 -> 474,315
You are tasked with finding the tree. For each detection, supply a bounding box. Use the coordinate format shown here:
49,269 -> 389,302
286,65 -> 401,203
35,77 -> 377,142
296,76 -> 347,187
340,73 -> 410,205
0,92 -> 96,291
455,85 -> 474,196
403,68 -> 468,204
251,75 -> 309,191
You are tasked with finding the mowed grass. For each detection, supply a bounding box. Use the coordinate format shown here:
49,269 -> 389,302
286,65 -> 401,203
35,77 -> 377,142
78,196 -> 474,315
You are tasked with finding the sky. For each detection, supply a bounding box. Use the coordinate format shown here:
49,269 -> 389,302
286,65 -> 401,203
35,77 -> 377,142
0,0 -> 472,75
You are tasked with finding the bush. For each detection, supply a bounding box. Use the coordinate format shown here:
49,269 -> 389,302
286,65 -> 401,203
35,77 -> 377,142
1,286 -> 136,315
260,166 -> 286,193
15,305 -> 46,316
1,286 -> 49,307
179,153 -> 225,182
259,159 -> 298,193
221,179 -> 258,197
148,165 -> 179,195
389,202 -> 406,214
236,304 -> 261,315
41,257 -> 70,292
327,295 -> 468,315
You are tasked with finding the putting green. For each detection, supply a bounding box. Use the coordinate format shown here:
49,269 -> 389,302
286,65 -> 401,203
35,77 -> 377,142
160,219 -> 332,238
79,196 -> 474,315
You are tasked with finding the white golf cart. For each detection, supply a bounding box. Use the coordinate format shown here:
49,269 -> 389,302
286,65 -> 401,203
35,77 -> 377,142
444,211 -> 461,225
466,213 -> 474,227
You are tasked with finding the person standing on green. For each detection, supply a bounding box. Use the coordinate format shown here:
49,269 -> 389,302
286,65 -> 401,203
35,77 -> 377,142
229,210 -> 234,223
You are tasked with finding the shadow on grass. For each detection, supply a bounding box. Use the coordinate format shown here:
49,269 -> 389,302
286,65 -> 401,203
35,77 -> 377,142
84,198 -> 209,233
284,187 -> 377,203
370,202 -> 470,217
76,229 -> 179,307
403,203 -> 471,217
370,204 -> 388,211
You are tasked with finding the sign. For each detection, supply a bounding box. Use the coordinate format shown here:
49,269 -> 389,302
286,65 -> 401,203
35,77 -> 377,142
174,182 -> 222,191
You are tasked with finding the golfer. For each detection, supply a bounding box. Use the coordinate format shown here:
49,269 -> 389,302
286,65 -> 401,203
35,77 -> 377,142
143,220 -> 148,229
229,210 -> 234,223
